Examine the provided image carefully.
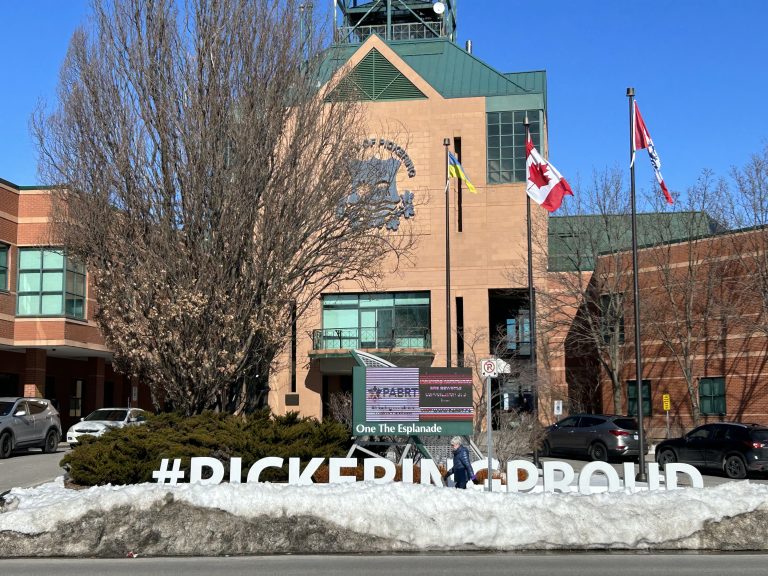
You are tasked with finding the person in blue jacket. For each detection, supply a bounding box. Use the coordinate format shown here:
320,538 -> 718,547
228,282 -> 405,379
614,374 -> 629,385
443,436 -> 476,489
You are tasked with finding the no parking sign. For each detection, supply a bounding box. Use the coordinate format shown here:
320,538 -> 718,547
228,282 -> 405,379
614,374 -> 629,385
481,359 -> 497,378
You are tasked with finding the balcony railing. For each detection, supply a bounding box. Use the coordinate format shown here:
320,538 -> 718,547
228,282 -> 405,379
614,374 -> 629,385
312,327 -> 431,351
335,22 -> 443,45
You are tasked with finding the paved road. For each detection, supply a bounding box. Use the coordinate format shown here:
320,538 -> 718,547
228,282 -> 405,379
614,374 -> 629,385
0,443 -> 70,494
1,554 -> 767,576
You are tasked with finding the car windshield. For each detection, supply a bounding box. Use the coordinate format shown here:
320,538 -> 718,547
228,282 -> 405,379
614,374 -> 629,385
84,409 -> 127,422
612,418 -> 639,430
0,401 -> 14,417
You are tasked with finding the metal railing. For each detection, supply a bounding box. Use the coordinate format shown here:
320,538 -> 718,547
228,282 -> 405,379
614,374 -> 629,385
335,22 -> 443,44
312,327 -> 431,350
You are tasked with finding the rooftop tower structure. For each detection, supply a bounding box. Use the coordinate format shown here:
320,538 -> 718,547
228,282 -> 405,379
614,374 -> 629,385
334,0 -> 457,44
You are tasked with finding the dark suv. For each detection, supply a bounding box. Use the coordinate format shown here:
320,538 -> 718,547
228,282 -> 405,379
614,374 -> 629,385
655,422 -> 768,479
0,397 -> 62,458
541,414 -> 646,462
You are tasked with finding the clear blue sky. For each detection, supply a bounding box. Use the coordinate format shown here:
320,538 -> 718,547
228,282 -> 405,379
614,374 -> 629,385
2,0 -> 767,198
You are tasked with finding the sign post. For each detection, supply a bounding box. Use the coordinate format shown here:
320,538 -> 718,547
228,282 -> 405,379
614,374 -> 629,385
662,393 -> 671,438
481,359 -> 498,492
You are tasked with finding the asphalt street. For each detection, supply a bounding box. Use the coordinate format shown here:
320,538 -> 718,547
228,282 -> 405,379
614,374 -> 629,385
0,443 -> 70,494
1,554 -> 768,576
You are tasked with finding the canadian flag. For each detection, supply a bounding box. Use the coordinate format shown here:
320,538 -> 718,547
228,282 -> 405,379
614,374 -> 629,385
632,101 -> 673,204
526,139 -> 573,212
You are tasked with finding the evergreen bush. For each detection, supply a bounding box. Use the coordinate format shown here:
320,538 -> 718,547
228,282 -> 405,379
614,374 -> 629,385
60,410 -> 351,486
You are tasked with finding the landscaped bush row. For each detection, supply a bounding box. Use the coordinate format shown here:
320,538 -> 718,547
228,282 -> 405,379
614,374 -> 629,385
60,410 -> 352,486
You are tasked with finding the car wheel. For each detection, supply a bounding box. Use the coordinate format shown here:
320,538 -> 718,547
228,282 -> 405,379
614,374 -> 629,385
589,442 -> 609,462
540,440 -> 551,457
724,455 -> 747,480
657,449 -> 677,467
43,429 -> 59,454
0,432 -> 12,459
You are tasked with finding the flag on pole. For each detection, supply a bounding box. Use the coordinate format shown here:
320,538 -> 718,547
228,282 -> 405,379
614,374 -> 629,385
447,151 -> 477,193
525,139 -> 573,212
632,101 -> 673,204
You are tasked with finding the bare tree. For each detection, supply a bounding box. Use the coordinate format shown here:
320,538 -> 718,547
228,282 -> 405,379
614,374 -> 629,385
537,168 -> 636,414
33,0 -> 414,415
640,171 -> 732,426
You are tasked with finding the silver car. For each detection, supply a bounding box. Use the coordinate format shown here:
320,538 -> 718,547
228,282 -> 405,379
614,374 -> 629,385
67,407 -> 147,446
0,397 -> 62,458
541,414 -> 646,462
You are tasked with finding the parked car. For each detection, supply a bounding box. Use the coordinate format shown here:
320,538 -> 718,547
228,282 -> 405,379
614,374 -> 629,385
66,408 -> 147,446
655,422 -> 768,479
0,397 -> 62,459
540,414 -> 647,462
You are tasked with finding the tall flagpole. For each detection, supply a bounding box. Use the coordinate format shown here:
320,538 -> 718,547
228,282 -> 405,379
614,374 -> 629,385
524,116 -> 540,468
627,87 -> 648,482
444,138 -> 452,368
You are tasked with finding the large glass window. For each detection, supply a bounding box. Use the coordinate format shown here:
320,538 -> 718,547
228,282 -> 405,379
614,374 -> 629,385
627,379 -> 652,417
17,248 -> 86,319
699,377 -> 726,415
0,244 -> 8,291
318,292 -> 430,349
487,110 -> 541,184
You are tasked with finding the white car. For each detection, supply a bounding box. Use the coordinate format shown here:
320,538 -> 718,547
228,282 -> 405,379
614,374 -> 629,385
66,408 -> 147,446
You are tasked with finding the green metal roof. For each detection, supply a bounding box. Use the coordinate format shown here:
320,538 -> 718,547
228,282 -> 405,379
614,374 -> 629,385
548,212 -> 724,272
320,38 -> 545,100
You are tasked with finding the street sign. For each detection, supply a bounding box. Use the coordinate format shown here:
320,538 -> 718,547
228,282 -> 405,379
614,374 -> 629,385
481,358 -> 497,378
554,400 -> 563,416
662,393 -> 671,411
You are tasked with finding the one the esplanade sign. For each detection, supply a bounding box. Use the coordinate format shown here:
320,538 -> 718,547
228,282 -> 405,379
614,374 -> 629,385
153,456 -> 704,494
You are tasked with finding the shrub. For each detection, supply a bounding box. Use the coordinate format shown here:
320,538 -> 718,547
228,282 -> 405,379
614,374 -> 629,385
60,410 -> 351,486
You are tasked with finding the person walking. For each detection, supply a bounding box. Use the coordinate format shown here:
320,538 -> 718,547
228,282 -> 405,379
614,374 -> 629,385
443,436 -> 476,489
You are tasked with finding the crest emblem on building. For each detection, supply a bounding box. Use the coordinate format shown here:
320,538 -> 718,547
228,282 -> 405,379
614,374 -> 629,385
344,138 -> 416,231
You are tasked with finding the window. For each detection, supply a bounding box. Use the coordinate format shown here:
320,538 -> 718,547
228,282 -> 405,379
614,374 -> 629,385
600,294 -> 625,345
505,311 -> 530,356
486,110 -> 541,184
0,243 -> 8,291
627,379 -> 651,417
318,292 -> 430,349
699,377 -> 726,415
17,248 -> 86,319
70,379 -> 83,418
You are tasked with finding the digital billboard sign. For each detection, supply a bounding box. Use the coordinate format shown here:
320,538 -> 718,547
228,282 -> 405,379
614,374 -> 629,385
352,366 -> 474,436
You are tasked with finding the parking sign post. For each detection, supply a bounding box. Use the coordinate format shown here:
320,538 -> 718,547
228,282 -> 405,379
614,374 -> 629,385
480,359 -> 497,491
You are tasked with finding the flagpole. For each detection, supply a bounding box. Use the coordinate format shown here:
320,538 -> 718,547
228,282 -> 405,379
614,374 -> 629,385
524,115 -> 540,469
627,87 -> 648,483
444,138 -> 452,368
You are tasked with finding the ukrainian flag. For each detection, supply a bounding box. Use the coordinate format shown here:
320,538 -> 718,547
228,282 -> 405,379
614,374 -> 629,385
448,151 -> 477,193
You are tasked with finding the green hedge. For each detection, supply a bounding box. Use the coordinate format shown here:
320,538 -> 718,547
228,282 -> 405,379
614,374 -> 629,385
60,410 -> 351,486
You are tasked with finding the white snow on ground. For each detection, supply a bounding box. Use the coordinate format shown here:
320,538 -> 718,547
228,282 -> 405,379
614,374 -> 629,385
2,478 -> 768,548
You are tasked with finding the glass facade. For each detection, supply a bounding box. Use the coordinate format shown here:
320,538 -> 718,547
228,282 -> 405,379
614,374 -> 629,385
317,292 -> 430,349
17,248 -> 86,319
486,110 -> 541,184
699,377 -> 726,415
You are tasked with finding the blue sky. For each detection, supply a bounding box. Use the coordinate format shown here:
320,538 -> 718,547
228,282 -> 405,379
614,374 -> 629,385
2,0 -> 767,198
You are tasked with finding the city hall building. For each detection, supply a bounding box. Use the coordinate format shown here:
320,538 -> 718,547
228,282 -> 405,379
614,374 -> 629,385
0,1 -> 549,431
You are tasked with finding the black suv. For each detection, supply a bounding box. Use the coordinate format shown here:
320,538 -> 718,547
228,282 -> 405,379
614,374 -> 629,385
655,422 -> 768,479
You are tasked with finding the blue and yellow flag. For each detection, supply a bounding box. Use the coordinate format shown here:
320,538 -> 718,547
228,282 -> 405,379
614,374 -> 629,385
447,151 -> 477,193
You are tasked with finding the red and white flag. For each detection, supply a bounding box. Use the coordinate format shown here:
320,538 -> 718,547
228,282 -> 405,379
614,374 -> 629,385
526,139 -> 573,212
632,101 -> 673,204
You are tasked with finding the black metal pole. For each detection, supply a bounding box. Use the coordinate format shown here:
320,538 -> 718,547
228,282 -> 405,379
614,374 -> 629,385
627,87 -> 648,482
444,138 -> 452,368
524,116 -> 540,468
